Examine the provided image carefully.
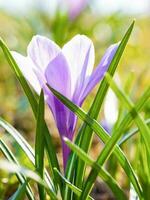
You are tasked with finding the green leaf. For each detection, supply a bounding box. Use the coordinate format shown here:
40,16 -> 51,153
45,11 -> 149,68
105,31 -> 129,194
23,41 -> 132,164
0,37 -> 60,191
109,85 -> 150,154
119,119 -> 150,145
10,181 -> 28,200
0,159 -> 58,200
81,74 -> 150,200
0,159 -> 45,186
80,74 -> 150,200
43,123 -> 62,193
0,139 -> 34,200
67,20 -> 135,195
0,38 -> 37,115
0,117 -> 54,191
54,168 -> 94,200
137,136 -> 150,198
47,84 -> 145,199
64,137 -> 127,200
35,91 -> 45,200
105,73 -> 150,155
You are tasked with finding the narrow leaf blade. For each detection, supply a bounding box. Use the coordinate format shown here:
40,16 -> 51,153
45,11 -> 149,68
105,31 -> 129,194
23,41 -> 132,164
35,90 -> 45,200
64,137 -> 127,200
47,84 -> 143,199
0,37 -> 60,191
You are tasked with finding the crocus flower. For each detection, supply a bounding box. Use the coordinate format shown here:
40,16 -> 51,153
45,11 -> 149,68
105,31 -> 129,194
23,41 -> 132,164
102,75 -> 120,134
11,35 -> 118,168
101,120 -> 112,134
63,0 -> 88,20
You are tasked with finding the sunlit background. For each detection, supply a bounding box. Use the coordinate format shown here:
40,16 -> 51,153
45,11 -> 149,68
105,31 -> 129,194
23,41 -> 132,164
0,0 -> 150,199
0,0 -> 150,15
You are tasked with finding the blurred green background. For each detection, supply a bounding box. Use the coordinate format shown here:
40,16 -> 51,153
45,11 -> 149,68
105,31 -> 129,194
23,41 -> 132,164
0,0 -> 150,199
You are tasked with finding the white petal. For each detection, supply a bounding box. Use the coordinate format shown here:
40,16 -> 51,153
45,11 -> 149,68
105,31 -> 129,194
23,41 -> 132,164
27,35 -> 61,72
104,89 -> 118,126
11,51 -> 41,94
62,34 -> 95,96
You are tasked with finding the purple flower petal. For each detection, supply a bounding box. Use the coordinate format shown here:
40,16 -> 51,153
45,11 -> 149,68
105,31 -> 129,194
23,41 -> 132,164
12,34 -> 120,170
45,52 -> 72,129
27,35 -> 61,72
101,120 -> 112,134
45,52 -> 71,99
33,68 -> 56,113
62,35 -> 94,98
45,52 -> 75,167
79,43 -> 119,103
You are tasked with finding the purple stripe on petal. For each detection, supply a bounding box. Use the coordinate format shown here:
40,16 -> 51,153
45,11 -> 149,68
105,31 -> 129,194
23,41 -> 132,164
44,52 -> 72,126
54,97 -> 74,168
61,135 -> 72,170
45,52 -> 71,99
45,52 -> 73,167
79,43 -> 119,103
67,111 -> 77,137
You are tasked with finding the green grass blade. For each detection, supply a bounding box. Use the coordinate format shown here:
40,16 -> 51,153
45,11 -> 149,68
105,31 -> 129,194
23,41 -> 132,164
138,136 -> 150,198
48,85 -> 144,199
79,75 -> 150,200
0,139 -> 34,200
10,181 -> 27,200
70,20 -> 135,191
0,158 -> 58,200
35,91 -> 45,200
0,159 -> 46,187
60,21 -> 135,200
0,38 -> 38,116
0,38 -> 60,190
0,117 -> 54,191
80,86 -> 149,199
110,86 -> 150,152
43,123 -> 62,193
54,168 -> 94,200
119,119 -> 150,145
80,120 -> 138,199
105,73 -> 150,155
64,137 -> 127,200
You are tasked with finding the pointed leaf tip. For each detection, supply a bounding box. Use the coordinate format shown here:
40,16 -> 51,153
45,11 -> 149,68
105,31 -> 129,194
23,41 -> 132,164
130,19 -> 135,29
133,18 -> 136,23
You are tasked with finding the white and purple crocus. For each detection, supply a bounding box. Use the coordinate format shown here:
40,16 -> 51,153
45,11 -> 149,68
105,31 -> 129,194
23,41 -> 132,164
12,35 -> 118,168
63,0 -> 88,20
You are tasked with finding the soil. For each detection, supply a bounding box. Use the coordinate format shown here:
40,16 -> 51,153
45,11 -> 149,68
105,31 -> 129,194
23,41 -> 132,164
91,181 -> 116,200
